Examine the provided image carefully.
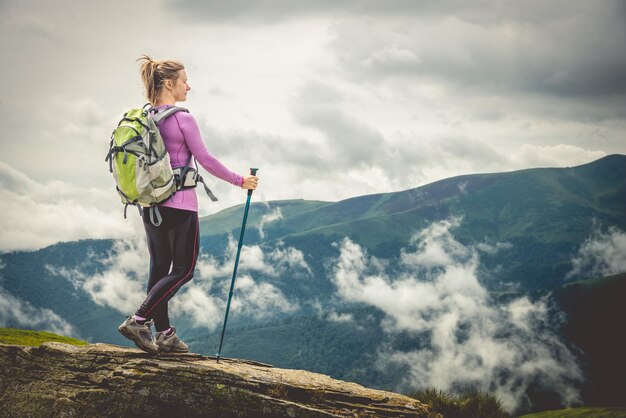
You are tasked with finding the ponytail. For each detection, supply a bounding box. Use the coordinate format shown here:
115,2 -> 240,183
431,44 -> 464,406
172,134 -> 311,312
137,55 -> 185,105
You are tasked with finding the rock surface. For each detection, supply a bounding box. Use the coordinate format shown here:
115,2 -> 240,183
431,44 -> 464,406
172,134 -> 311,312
0,342 -> 440,418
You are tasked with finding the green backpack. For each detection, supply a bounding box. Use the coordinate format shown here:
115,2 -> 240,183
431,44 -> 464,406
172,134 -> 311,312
105,104 -> 189,226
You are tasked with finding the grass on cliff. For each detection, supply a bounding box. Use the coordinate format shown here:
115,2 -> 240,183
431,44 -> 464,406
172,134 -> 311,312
0,328 -> 88,347
518,407 -> 626,417
407,387 -> 511,418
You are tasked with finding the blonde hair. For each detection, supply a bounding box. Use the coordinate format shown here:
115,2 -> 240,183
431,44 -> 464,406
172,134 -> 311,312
137,55 -> 185,105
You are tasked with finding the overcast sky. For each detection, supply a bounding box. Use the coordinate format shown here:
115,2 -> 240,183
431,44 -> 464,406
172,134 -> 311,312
1,0 -> 625,251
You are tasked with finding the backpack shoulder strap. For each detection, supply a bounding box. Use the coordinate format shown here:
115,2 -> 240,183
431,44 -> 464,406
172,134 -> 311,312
151,106 -> 189,125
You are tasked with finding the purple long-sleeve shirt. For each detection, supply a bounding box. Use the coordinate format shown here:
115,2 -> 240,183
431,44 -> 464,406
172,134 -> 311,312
155,104 -> 243,212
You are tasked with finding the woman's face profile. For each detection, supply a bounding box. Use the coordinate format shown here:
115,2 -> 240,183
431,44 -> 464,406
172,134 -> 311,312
172,70 -> 190,102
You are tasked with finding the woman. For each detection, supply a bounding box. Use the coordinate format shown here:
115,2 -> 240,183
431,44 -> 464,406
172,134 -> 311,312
118,55 -> 259,354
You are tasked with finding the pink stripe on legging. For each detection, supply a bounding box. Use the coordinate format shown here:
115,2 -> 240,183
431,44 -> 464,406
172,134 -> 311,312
143,217 -> 198,318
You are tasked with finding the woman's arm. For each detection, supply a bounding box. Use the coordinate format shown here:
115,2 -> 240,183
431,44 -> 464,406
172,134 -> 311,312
176,112 -> 244,187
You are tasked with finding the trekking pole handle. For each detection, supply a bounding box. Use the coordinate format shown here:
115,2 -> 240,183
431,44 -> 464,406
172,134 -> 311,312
248,168 -> 259,196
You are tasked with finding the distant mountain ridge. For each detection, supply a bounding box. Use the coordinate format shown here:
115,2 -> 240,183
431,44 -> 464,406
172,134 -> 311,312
202,154 -> 625,243
200,154 -> 626,288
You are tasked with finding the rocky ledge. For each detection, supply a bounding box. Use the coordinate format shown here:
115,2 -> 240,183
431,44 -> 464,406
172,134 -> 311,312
0,342 -> 439,418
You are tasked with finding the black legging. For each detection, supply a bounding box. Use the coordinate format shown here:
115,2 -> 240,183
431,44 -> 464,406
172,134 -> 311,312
135,206 -> 199,332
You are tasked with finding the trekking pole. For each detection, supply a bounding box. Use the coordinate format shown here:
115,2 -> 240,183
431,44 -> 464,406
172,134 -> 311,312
216,168 -> 259,363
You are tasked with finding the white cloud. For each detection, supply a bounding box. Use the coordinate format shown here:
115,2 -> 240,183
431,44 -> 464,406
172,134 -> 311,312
330,219 -> 582,412
364,45 -> 422,68
476,241 -> 513,255
168,284 -> 223,330
45,233 -> 302,331
327,5 -> 626,101
567,225 -> 626,279
0,161 -> 143,252
229,274 -> 297,316
457,180 -> 468,195
400,218 -> 471,270
513,144 -> 607,169
172,239 -> 300,330
258,206 -> 283,239
46,237 -> 148,314
211,235 -> 312,278
0,286 -> 78,337
0,264 -> 78,337
267,242 -> 313,276
327,311 -> 354,323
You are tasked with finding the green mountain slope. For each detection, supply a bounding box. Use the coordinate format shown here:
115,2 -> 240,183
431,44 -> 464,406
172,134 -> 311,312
198,199 -> 332,237
200,155 -> 626,245
0,328 -> 88,347
200,154 -> 626,289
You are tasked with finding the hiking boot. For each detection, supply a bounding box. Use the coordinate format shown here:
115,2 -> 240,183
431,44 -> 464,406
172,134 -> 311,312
118,316 -> 159,354
156,327 -> 189,353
